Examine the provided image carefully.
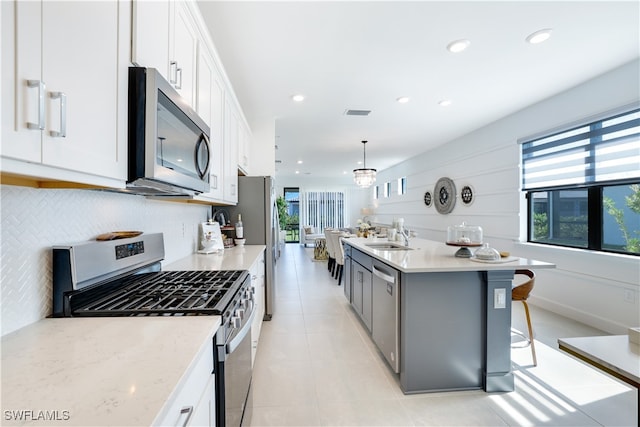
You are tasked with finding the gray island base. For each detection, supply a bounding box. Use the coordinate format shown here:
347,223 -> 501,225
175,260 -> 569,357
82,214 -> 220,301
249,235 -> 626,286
342,237 -> 554,394
402,270 -> 514,393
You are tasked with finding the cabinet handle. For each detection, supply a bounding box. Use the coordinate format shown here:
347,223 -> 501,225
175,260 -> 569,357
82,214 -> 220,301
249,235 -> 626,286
169,61 -> 178,84
178,406 -> 193,427
211,174 -> 218,189
175,67 -> 183,90
49,92 -> 66,138
372,265 -> 396,284
26,80 -> 45,130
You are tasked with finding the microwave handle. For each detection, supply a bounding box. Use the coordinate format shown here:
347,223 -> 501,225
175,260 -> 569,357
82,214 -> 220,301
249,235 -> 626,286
195,133 -> 211,179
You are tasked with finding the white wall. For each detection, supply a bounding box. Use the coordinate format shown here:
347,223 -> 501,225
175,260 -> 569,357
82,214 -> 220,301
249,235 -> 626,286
371,59 -> 640,334
0,186 -> 210,336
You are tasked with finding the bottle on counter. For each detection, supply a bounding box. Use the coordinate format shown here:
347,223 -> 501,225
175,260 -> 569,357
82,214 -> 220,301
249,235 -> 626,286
235,214 -> 244,239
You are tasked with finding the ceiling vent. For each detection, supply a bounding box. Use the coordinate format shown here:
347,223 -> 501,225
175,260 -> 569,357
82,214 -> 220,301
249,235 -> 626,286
344,109 -> 371,116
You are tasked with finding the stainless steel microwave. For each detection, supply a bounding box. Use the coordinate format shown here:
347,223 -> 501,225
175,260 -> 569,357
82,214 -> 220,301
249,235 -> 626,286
127,67 -> 210,196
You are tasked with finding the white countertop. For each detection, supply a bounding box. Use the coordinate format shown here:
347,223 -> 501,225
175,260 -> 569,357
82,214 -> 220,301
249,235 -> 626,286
0,245 -> 267,426
344,237 -> 555,273
1,316 -> 220,426
164,244 -> 266,271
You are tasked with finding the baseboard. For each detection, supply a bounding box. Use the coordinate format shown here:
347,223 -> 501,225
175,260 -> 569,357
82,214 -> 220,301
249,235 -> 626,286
529,295 -> 630,335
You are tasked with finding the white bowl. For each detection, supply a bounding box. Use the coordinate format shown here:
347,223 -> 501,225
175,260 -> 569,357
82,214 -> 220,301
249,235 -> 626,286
234,238 -> 246,246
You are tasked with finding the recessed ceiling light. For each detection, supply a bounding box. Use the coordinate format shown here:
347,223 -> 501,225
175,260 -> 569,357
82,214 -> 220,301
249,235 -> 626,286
447,39 -> 470,53
295,170 -> 300,174
438,99 -> 453,107
396,96 -> 410,104
526,28 -> 552,44
297,160 -> 303,164
292,94 -> 305,102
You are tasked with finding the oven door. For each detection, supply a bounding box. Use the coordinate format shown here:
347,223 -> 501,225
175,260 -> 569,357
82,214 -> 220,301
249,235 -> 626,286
216,295 -> 255,427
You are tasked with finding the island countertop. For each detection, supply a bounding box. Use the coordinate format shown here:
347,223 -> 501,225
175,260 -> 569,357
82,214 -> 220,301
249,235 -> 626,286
343,237 -> 554,273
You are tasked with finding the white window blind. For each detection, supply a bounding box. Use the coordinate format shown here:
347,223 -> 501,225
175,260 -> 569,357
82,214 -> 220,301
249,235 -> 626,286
522,108 -> 640,190
300,191 -> 345,229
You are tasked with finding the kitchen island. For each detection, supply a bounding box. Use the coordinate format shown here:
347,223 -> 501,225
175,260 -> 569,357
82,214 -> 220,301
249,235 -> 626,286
342,237 -> 554,394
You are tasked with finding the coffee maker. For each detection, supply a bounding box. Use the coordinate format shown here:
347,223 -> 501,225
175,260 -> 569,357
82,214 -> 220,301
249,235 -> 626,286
198,221 -> 224,254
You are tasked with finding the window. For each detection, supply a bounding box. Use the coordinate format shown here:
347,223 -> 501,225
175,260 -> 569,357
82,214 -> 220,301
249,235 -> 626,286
522,106 -> 639,255
301,191 -> 345,230
398,177 -> 407,195
373,185 -> 379,200
383,182 -> 391,198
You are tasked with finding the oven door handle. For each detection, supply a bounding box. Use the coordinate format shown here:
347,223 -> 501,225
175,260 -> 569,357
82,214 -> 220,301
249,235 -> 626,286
225,302 -> 257,354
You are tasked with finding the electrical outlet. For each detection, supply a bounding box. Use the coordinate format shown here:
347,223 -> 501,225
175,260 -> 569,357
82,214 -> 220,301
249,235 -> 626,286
494,288 -> 506,309
624,289 -> 635,304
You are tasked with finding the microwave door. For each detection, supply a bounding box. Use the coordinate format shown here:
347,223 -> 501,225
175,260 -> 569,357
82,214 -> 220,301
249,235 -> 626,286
154,91 -> 210,192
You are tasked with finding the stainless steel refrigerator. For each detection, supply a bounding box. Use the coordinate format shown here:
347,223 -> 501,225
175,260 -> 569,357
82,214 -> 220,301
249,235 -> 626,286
227,176 -> 278,320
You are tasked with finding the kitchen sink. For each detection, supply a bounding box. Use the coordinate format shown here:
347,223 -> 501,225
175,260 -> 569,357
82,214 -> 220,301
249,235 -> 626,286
365,243 -> 414,251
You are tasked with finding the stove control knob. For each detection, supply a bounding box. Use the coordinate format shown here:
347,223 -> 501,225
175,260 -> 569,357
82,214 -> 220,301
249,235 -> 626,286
232,315 -> 241,329
236,308 -> 245,319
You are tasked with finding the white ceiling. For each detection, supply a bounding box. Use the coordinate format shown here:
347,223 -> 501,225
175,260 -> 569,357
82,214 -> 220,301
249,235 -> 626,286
197,1 -> 640,179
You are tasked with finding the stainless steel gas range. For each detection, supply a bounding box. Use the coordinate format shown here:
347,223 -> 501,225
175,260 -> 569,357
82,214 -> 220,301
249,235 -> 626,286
52,233 -> 254,427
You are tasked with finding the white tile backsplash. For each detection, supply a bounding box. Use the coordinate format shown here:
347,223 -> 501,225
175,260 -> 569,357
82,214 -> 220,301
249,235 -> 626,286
0,185 -> 210,336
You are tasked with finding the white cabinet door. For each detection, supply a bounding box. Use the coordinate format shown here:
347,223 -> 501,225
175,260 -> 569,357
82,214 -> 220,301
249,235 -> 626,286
131,0 -> 171,79
170,0 -> 198,107
1,0 -> 41,163
194,45 -> 224,202
132,0 -> 197,108
1,0 -> 126,182
223,97 -> 238,204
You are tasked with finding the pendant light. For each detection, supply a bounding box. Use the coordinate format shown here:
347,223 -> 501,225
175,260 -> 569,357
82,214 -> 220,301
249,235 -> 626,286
353,140 -> 377,188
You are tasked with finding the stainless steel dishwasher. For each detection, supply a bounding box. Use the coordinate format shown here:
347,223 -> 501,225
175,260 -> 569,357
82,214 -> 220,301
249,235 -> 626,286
372,260 -> 400,373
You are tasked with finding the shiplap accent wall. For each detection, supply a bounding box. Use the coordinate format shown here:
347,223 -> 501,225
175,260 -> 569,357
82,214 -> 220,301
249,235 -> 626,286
0,186 -> 209,336
372,59 -> 640,334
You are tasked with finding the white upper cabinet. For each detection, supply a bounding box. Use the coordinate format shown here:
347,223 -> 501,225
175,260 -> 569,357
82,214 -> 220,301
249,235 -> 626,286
131,0 -> 171,79
132,0 -> 198,109
170,1 -> 198,107
194,45 -> 225,203
223,97 -> 239,204
1,0 -> 128,186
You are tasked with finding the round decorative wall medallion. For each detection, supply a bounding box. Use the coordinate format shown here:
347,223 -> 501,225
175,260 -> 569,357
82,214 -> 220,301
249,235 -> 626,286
460,185 -> 474,205
434,177 -> 456,214
424,191 -> 432,207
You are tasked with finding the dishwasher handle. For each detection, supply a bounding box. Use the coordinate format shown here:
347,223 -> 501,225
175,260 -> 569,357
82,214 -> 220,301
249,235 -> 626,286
372,265 -> 396,284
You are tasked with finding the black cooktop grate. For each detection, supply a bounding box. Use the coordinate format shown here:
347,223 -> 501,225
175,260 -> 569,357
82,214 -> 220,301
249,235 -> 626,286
72,270 -> 248,316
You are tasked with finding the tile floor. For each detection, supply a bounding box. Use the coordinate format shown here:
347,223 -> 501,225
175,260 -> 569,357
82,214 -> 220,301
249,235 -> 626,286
248,244 -> 638,426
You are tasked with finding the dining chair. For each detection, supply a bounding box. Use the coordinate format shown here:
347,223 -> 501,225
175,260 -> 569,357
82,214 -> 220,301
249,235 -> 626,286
323,228 -> 336,275
331,231 -> 346,285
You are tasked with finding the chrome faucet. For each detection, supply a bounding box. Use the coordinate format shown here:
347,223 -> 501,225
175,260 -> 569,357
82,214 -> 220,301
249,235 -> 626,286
400,228 -> 411,246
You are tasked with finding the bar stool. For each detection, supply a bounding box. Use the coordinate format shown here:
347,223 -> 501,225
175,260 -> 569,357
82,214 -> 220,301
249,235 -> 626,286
512,269 -> 537,366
